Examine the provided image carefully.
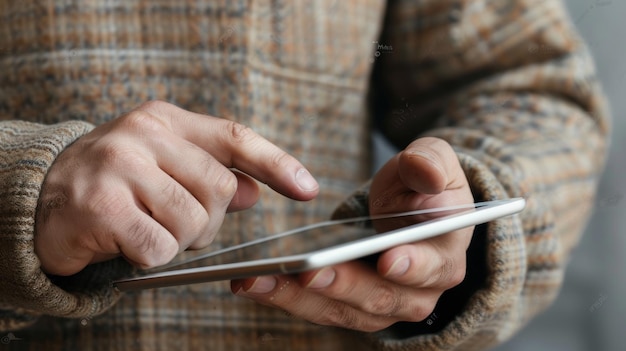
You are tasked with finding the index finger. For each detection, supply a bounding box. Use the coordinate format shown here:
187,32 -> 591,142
138,101 -> 319,201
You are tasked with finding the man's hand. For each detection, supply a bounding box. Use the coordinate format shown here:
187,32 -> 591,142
35,101 -> 319,276
231,137 -> 473,332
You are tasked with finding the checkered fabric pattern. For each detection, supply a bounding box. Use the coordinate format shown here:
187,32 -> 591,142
0,0 -> 610,350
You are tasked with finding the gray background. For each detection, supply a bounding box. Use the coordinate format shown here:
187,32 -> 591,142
496,1 -> 626,350
373,0 -> 625,349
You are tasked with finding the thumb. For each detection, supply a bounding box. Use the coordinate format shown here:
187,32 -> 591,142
398,137 -> 460,195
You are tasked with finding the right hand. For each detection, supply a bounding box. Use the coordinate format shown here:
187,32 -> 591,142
35,101 -> 319,276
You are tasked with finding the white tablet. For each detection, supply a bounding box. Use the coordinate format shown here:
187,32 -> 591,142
113,198 -> 525,291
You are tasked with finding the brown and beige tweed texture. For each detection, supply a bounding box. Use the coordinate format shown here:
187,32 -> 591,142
0,0 -> 610,350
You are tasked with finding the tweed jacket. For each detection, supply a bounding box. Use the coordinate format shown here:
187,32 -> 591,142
0,0 -> 610,350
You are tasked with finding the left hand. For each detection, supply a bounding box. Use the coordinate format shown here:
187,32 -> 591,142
231,137 -> 474,331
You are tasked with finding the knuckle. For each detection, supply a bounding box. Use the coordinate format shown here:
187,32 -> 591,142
120,109 -> 167,135
163,181 -> 191,210
125,219 -> 159,257
188,233 -> 214,250
225,120 -> 253,144
137,100 -> 171,113
362,283 -> 402,316
187,215 -> 213,249
161,182 -> 212,245
397,295 -> 438,323
214,169 -> 238,200
410,298 -> 438,322
96,142 -> 128,165
95,141 -> 149,174
269,150 -> 291,170
191,209 -> 211,235
185,146 -> 220,187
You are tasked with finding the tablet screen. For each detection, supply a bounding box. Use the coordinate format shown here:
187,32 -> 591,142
152,201 -> 484,271
114,198 -> 525,290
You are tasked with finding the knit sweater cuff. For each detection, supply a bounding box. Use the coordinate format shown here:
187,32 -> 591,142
0,120 -> 133,331
370,151 -> 525,350
332,150 -> 527,350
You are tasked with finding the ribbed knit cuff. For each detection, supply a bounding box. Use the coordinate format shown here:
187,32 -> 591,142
0,121 -> 133,331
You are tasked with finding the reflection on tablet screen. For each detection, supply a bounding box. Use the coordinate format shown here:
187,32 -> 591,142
114,199 -> 525,290
149,202 -> 482,272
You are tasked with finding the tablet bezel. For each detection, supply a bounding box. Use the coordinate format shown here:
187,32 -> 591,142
113,198 -> 525,291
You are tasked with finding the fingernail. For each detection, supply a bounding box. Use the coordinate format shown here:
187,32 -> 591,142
306,267 -> 336,289
231,281 -> 244,295
246,276 -> 277,294
386,256 -> 410,277
295,168 -> 318,192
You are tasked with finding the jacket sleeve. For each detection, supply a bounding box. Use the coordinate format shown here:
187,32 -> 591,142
333,0 -> 610,349
0,120 -> 134,331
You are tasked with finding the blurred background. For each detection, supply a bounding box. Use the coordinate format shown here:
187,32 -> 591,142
373,0 -> 625,349
494,0 -> 626,350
